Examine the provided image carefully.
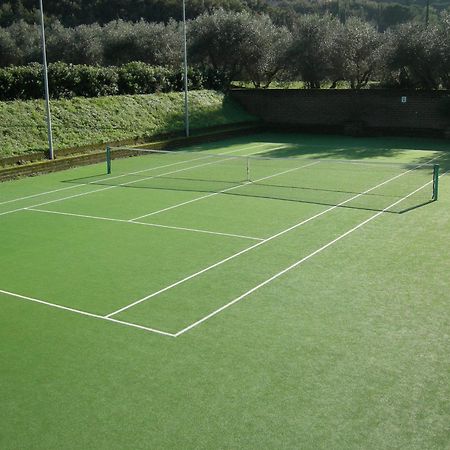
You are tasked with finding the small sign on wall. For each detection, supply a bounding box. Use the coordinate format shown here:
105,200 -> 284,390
401,96 -> 407,103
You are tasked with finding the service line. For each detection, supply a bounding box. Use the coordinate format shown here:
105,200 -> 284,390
26,207 -> 263,241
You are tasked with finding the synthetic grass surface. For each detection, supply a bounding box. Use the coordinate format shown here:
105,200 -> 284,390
0,91 -> 256,157
1,132 -> 449,448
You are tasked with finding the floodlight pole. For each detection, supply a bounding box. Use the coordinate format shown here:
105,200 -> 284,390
182,0 -> 190,137
38,0 -> 55,159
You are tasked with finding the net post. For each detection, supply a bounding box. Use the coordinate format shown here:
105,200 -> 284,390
246,156 -> 250,182
432,164 -> 439,201
106,146 -> 111,174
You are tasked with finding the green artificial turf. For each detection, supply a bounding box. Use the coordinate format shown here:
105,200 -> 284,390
0,91 -> 257,157
0,132 -> 449,449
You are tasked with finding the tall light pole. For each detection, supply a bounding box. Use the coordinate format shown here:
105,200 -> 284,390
38,0 -> 54,159
182,0 -> 190,137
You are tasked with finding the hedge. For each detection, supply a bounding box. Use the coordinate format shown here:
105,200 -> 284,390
0,62 -> 227,100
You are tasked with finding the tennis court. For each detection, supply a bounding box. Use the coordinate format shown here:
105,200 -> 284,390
1,132 -> 449,448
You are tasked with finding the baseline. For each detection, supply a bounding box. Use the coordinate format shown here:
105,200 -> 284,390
0,289 -> 175,337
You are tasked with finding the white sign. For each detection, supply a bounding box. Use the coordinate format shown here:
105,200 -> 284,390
401,96 -> 407,103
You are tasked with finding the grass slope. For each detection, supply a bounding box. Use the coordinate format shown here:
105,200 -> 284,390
0,91 -> 257,157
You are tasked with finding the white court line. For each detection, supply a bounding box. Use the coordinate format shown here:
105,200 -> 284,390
133,221 -> 263,241
0,289 -> 175,337
106,162 -> 428,318
175,174 -> 444,336
26,207 -> 263,241
0,145 -> 277,218
129,161 -> 321,221
0,156 -> 202,206
0,142 -> 278,207
2,171 -> 445,338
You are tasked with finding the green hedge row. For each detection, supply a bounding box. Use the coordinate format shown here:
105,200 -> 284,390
0,62 -> 228,100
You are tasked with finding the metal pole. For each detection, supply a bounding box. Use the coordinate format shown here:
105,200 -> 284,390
182,0 -> 190,137
425,0 -> 430,26
38,0 -> 54,159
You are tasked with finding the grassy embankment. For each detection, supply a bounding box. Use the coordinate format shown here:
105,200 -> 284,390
0,91 -> 257,158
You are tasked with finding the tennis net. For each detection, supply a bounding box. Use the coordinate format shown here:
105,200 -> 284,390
100,146 -> 439,213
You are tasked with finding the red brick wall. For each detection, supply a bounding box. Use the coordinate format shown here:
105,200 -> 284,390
230,89 -> 450,137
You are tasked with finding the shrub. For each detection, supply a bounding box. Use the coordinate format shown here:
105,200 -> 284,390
117,63 -> 172,94
0,63 -> 226,100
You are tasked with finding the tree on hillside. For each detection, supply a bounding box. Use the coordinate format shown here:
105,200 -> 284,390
437,12 -> 450,88
287,14 -> 340,88
330,17 -> 381,89
382,22 -> 441,89
46,21 -> 104,65
101,20 -> 182,66
0,27 -> 18,66
189,9 -> 283,88
7,20 -> 41,64
240,16 -> 292,87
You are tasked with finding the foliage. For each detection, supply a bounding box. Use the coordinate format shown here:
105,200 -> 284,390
101,19 -> 183,67
381,22 -> 442,89
0,0 -> 447,32
1,10 -> 450,90
287,14 -> 339,88
330,17 -> 382,89
239,15 -> 293,88
189,9 -> 258,87
436,12 -> 450,88
0,63 -> 229,101
0,26 -> 18,66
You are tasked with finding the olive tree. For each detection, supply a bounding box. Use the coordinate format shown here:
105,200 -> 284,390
189,9 -> 288,88
241,17 -> 292,88
436,12 -> 450,88
287,14 -> 340,88
0,27 -> 18,66
7,20 -> 41,64
330,18 -> 381,89
381,22 -> 441,89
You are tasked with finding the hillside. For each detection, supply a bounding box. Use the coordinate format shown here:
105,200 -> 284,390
1,0 -> 449,28
0,91 -> 257,157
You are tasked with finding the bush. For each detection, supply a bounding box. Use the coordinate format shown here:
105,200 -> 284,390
0,63 -> 42,100
117,63 -> 172,94
0,63 -> 227,100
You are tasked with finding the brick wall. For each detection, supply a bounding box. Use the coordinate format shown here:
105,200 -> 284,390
230,89 -> 450,137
